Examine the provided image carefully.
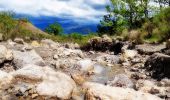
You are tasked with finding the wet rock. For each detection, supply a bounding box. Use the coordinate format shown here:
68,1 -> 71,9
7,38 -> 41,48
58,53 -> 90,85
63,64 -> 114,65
12,50 -> 45,69
14,38 -> 24,44
95,54 -> 120,65
136,44 -> 166,54
92,64 -> 105,74
77,59 -> 94,71
145,53 -> 170,79
83,82 -> 162,100
107,74 -> 134,88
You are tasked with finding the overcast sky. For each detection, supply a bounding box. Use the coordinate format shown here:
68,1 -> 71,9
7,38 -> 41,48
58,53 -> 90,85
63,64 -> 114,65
0,0 -> 109,23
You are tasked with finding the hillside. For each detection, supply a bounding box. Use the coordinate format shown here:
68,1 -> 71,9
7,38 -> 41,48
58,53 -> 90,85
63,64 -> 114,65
17,20 -> 47,35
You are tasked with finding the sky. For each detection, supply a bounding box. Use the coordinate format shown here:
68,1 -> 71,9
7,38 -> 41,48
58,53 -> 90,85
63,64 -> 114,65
0,0 -> 109,33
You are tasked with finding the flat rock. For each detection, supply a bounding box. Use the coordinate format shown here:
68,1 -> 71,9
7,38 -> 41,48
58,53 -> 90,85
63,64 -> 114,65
12,64 -> 77,99
36,71 -> 76,99
83,82 -> 162,100
12,50 -> 45,69
136,44 -> 166,54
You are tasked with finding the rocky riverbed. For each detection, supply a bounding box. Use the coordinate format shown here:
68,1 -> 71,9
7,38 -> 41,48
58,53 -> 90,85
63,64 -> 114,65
0,36 -> 170,100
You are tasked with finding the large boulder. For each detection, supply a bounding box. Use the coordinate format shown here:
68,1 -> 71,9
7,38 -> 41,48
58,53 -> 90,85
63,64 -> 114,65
145,53 -> 170,79
12,64 -> 77,99
88,35 -> 113,51
136,44 -> 166,54
83,82 -> 162,100
12,50 -> 45,69
0,70 -> 13,89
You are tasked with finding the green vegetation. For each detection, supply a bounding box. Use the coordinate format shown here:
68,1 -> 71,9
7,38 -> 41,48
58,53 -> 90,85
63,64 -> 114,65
45,22 -> 63,35
0,11 -> 16,40
0,11 -> 96,45
98,0 -> 170,43
1,0 -> 169,45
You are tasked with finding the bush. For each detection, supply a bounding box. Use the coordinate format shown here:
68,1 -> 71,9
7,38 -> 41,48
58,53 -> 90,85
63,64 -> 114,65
45,22 -> 63,35
0,11 -> 16,39
69,33 -> 83,40
153,7 -> 170,41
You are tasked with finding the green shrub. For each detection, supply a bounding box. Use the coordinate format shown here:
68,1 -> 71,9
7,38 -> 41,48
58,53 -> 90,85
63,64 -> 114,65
45,22 -> 63,35
69,33 -> 83,40
0,11 -> 17,39
153,7 -> 170,41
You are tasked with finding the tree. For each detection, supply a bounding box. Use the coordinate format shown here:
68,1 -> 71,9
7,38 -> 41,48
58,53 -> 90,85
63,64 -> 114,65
97,0 -> 155,35
45,22 -> 63,35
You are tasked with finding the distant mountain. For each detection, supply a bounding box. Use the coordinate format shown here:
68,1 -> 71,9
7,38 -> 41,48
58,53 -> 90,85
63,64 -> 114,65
15,15 -> 98,34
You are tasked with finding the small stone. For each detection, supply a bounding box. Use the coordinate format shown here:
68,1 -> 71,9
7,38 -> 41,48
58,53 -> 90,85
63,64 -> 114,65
53,54 -> 58,60
32,94 -> 38,99
149,87 -> 160,94
31,41 -> 41,47
14,38 -> 24,44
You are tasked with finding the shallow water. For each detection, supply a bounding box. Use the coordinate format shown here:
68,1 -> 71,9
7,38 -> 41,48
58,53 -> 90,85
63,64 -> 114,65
89,63 -> 125,84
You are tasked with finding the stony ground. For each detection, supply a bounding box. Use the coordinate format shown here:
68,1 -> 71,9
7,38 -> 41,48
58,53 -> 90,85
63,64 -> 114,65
0,36 -> 170,100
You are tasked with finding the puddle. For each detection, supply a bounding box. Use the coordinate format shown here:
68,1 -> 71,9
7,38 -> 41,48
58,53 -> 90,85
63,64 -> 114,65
89,64 -> 125,84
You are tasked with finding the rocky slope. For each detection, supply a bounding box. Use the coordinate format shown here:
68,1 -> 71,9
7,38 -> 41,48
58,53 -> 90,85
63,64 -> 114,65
0,36 -> 169,100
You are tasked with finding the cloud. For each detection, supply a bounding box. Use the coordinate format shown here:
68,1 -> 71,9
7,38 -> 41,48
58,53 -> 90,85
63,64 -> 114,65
0,0 -> 109,23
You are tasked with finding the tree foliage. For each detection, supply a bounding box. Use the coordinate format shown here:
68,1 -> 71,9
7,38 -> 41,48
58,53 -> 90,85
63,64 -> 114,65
45,22 -> 63,35
97,0 -> 167,35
